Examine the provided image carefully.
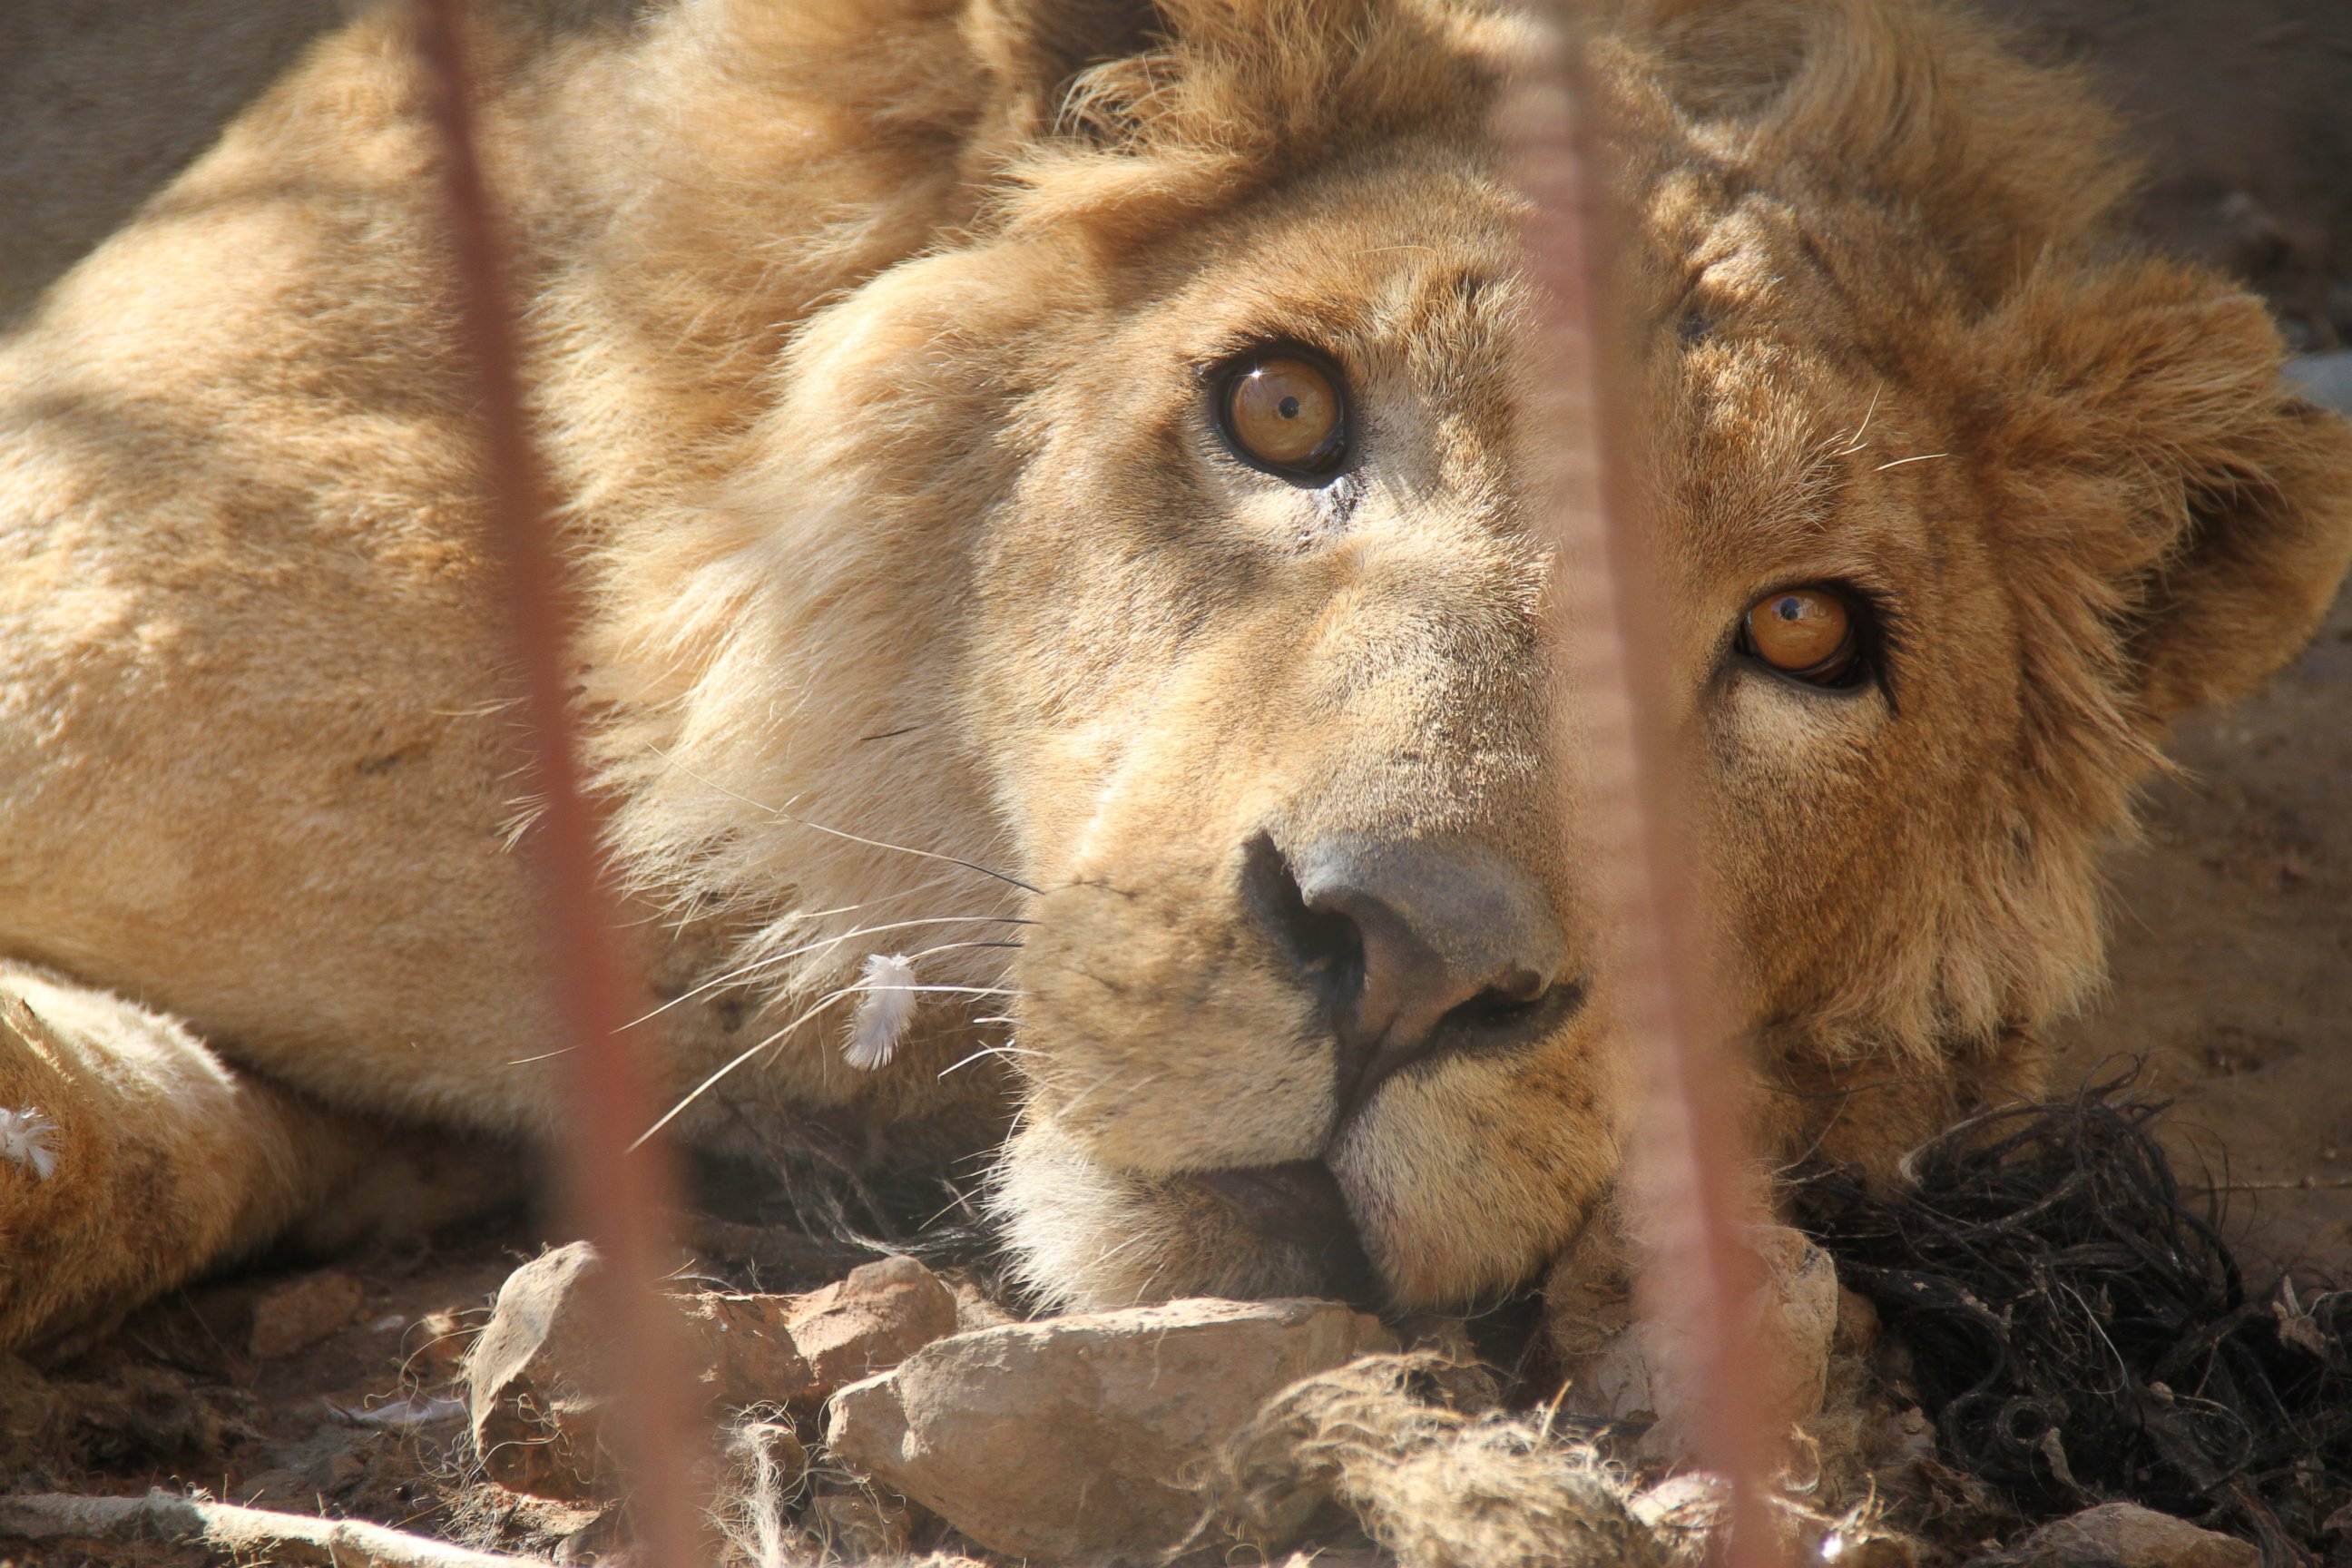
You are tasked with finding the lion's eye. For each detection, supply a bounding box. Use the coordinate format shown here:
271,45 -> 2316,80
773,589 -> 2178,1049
1740,586 -> 1862,685
1216,351 -> 1348,479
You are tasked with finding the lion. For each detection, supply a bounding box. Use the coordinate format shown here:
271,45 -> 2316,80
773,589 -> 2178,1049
1,0 -> 2347,1357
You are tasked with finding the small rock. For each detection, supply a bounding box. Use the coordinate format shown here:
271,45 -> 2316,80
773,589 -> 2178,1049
464,1244 -> 620,1499
805,1486 -> 916,1560
827,1296 -> 1394,1563
249,1271 -> 366,1360
939,1268 -> 1015,1335
727,1417 -> 808,1497
1564,1225 -> 1838,1462
237,1423 -> 375,1508
547,1503 -> 630,1565
1542,1209 -> 1635,1365
675,1290 -> 819,1409
465,1244 -> 961,1500
720,1421 -> 814,1568
781,1255 -> 959,1394
1833,1287 -> 1880,1357
2006,1503 -> 2258,1568
1632,1471 -> 1730,1565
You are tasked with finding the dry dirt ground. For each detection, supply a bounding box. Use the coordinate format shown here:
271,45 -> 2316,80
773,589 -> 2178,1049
4,2 -> 2350,1564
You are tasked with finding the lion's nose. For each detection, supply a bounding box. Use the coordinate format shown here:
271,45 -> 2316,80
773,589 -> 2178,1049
1244,832 -> 1575,1117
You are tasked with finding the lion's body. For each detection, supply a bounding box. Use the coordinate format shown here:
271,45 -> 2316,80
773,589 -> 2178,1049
2,0 -> 2347,1350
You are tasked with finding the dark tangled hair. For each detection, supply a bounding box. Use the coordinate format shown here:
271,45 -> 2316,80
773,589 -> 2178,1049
1798,1077 -> 2352,1564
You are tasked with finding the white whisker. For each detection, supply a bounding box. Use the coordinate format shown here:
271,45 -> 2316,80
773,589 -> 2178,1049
624,913 -> 1031,1028
938,1042 -> 1042,1078
630,985 -> 860,1149
644,742 -> 1041,893
887,984 -> 1028,997
1836,385 -> 1882,456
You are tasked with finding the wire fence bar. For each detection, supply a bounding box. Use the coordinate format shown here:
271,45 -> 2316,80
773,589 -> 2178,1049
1503,15 -> 1786,1568
407,4 -> 702,1563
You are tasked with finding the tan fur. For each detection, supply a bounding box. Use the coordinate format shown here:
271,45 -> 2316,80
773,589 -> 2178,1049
2,0 -> 2347,1348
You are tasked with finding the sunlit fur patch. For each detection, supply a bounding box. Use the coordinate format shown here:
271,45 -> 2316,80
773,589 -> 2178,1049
992,1120 -> 1329,1310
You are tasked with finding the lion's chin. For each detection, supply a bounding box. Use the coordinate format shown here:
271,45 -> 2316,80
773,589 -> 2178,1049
993,1122 -> 1375,1311
990,1115 -> 1581,1315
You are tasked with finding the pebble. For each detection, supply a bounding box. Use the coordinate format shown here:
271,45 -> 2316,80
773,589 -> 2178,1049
773,1254 -> 958,1396
826,1296 -> 1394,1563
1562,1225 -> 1839,1461
463,1242 -> 960,1500
2004,1502 -> 2258,1568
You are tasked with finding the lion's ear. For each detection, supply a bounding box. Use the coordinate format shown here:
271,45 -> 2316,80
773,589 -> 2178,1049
2132,397 -> 2352,723
1984,258 -> 2352,728
962,0 -> 1164,138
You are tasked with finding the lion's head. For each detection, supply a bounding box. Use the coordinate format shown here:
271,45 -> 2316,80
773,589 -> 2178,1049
598,0 -> 2352,1314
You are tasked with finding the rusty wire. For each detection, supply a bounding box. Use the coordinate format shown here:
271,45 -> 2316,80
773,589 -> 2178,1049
1502,14 -> 1785,1568
407,4 -> 702,1563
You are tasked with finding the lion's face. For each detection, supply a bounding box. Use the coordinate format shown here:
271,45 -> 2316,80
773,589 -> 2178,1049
964,151 -> 1599,1308
959,142 -> 2034,1312
704,0 -> 2352,1314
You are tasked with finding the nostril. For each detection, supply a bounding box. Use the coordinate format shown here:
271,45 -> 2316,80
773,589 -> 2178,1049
1242,833 -> 1366,1010
1245,828 -> 1581,1115
1447,970 -> 1550,1029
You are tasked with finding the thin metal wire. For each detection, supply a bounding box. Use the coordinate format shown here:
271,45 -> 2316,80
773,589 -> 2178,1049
407,5 -> 701,1563
1503,13 -> 1785,1567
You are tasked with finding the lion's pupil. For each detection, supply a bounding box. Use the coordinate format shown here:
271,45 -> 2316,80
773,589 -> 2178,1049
1746,586 -> 1856,680
1222,353 -> 1342,473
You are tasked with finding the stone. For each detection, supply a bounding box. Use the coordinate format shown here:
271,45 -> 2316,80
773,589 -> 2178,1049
1833,1287 -> 1880,1358
249,1270 -> 366,1360
2005,1503 -> 2258,1568
939,1268 -> 1015,1335
726,1417 -> 808,1496
236,1423 -> 375,1509
804,1486 -> 916,1561
1632,1472 -> 1730,1567
780,1255 -> 959,1395
826,1296 -> 1395,1563
675,1290 -> 819,1409
1563,1225 -> 1839,1462
464,1243 -> 960,1500
463,1243 -> 619,1499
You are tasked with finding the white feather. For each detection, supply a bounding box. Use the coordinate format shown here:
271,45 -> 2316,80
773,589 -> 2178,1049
0,1107 -> 60,1181
845,953 -> 918,1070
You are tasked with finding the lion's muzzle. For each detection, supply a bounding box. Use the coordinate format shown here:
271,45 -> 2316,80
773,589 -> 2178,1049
1243,829 -> 1581,1123
1184,1160 -> 1377,1304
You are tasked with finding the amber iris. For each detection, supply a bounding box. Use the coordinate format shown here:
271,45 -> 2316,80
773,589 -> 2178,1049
1225,356 -> 1342,471
1745,587 -> 1857,681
